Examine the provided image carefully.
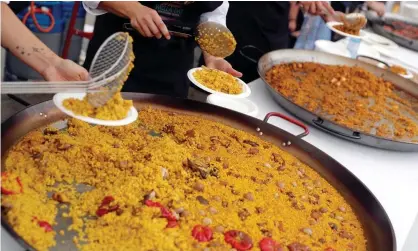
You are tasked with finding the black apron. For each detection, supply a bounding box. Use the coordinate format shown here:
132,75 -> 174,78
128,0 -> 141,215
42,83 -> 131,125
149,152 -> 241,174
331,1 -> 365,13
84,2 -> 222,98
220,2 -> 290,83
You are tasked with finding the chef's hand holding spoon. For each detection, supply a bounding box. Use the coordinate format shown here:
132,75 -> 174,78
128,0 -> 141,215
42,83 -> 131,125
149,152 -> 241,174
98,2 -> 241,77
99,1 -> 170,39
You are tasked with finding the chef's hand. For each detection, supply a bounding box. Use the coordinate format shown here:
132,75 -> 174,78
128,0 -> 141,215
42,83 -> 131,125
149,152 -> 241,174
291,31 -> 301,38
129,3 -> 171,39
367,1 -> 385,17
41,58 -> 89,81
289,19 -> 297,32
324,11 -> 345,22
298,1 -> 335,16
204,53 -> 242,78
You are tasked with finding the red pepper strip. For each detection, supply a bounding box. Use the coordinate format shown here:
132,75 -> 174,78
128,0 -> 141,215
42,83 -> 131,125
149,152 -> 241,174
145,200 -> 162,208
145,200 -> 178,228
192,225 -> 213,242
1,172 -> 23,195
96,196 -> 117,217
259,237 -> 284,251
224,230 -> 253,251
38,221 -> 53,232
108,204 -> 119,212
101,196 -> 115,206
160,207 -> 177,221
161,206 -> 178,228
324,248 -> 336,251
96,208 -> 109,217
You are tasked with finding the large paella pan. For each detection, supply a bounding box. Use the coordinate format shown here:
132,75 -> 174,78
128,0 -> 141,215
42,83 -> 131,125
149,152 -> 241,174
242,48 -> 418,152
1,94 -> 394,250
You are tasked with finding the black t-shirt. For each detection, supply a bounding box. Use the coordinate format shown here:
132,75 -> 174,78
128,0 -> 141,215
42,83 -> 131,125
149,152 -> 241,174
141,2 -> 220,25
331,1 -> 365,13
84,1 -> 222,98
223,1 -> 290,83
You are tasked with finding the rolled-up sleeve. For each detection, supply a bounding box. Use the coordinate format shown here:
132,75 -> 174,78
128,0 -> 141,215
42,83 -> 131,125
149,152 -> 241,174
83,1 -> 107,16
199,1 -> 229,27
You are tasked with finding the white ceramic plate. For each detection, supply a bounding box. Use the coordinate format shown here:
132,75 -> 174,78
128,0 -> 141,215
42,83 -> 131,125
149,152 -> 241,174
53,93 -> 138,126
327,21 -> 365,39
206,94 -> 258,117
376,63 -> 414,79
187,68 -> 251,98
361,30 -> 399,49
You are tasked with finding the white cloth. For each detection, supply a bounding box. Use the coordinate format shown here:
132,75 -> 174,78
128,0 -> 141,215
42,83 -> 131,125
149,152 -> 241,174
83,1 -> 107,15
83,1 -> 228,26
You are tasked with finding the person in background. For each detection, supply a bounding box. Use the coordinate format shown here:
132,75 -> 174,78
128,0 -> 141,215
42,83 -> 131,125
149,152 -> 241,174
367,1 -> 386,16
329,1 -> 386,41
294,1 -> 335,50
213,1 -> 334,83
385,1 -> 401,14
331,1 -> 386,16
83,1 -> 241,99
288,2 -> 305,48
1,2 -> 88,81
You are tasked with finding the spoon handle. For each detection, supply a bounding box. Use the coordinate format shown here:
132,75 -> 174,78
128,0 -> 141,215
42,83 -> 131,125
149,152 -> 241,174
122,23 -> 193,38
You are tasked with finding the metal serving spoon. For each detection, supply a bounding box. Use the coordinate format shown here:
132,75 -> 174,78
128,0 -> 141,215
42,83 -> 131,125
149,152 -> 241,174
123,21 -> 236,58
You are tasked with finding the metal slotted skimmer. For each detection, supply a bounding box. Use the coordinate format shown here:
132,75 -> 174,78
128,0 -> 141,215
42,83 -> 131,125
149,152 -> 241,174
1,32 -> 133,108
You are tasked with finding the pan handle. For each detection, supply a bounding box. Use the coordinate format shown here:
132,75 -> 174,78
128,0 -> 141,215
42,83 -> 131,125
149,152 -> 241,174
240,45 -> 265,64
313,118 -> 361,139
7,94 -> 32,107
263,112 -> 309,138
356,55 -> 390,68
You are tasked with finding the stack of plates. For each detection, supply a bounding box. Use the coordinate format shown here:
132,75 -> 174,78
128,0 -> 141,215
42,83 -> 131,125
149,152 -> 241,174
206,94 -> 259,117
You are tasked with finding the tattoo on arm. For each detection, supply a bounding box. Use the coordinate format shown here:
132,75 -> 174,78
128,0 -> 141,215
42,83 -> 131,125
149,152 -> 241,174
13,45 -> 45,57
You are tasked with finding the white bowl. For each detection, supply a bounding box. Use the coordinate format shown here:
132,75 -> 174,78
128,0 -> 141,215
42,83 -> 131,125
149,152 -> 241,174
327,21 -> 365,39
53,93 -> 138,126
206,94 -> 258,117
187,67 -> 251,98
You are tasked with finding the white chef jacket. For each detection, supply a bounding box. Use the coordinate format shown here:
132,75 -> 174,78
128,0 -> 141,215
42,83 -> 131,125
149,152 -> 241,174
82,1 -> 229,27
